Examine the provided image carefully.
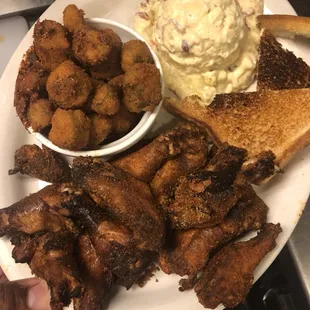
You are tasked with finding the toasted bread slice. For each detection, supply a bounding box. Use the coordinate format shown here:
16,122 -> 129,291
164,89 -> 310,167
257,30 -> 310,90
258,15 -> 310,38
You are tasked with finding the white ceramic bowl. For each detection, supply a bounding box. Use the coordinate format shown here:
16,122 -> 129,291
29,18 -> 164,157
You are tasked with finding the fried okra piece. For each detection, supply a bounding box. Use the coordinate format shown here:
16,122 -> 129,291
8,144 -> 71,183
123,63 -> 162,113
49,108 -> 90,150
63,4 -> 85,34
111,104 -> 139,136
121,40 -> 154,72
89,28 -> 123,80
91,84 -> 120,115
89,61 -> 123,81
46,60 -> 92,109
108,74 -> 124,95
27,99 -> 54,132
88,114 -> 112,148
73,26 -> 118,66
33,20 -> 71,70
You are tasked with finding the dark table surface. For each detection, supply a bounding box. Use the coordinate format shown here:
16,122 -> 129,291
289,0 -> 310,16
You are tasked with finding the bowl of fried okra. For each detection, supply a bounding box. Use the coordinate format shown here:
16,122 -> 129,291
14,4 -> 163,157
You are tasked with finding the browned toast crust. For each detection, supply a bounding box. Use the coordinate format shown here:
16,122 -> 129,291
164,89 -> 310,167
257,30 -> 310,90
258,15 -> 310,38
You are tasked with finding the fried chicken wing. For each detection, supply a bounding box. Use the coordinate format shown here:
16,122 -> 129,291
195,223 -> 282,309
0,184 -> 78,236
123,63 -> 162,113
9,144 -> 71,183
64,191 -> 157,289
112,123 -> 203,182
159,188 -> 268,278
151,128 -> 209,206
72,157 -> 165,251
34,20 -> 71,71
29,232 -> 82,310
74,234 -> 113,310
166,145 -> 275,229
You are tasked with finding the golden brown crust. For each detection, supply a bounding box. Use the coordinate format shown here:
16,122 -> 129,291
258,30 -> 310,90
258,15 -> 310,38
164,89 -> 310,168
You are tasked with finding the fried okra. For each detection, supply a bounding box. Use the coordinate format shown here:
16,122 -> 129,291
88,28 -> 123,80
123,63 -> 162,113
27,99 -> 54,132
46,60 -> 92,109
91,84 -> 120,115
111,104 -> 139,136
72,26 -> 113,66
34,20 -> 71,70
88,114 -> 112,148
63,4 -> 85,34
108,75 -> 124,95
121,40 -> 154,72
49,108 -> 90,150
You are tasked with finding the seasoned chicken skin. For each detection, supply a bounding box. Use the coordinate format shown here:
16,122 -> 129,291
195,223 -> 282,309
9,144 -> 71,183
72,157 -> 165,251
159,188 -> 268,277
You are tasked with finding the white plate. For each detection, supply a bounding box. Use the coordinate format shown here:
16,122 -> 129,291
0,1 -> 309,310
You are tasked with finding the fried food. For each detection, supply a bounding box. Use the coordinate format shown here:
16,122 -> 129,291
112,123 -> 188,182
159,188 -> 268,278
74,234 -> 113,310
165,145 -> 274,229
29,232 -> 82,309
46,60 -> 92,109
72,157 -> 165,251
49,108 -> 91,150
65,192 -> 157,289
63,4 -> 85,34
121,39 -> 154,72
14,50 -> 50,127
90,61 -> 123,80
88,114 -> 112,148
108,74 -> 124,95
123,63 -> 162,113
91,84 -> 120,115
151,127 -> 209,206
88,28 -> 123,80
195,223 -> 282,309
8,144 -> 71,183
111,103 -> 139,136
0,184 -> 78,236
33,20 -> 71,70
27,98 -> 54,131
73,26 -> 115,66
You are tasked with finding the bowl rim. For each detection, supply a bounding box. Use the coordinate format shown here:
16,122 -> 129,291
29,17 -> 164,157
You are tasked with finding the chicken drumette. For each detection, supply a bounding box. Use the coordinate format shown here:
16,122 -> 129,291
9,144 -> 71,183
159,188 -> 268,279
195,223 -> 282,309
72,157 -> 165,252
